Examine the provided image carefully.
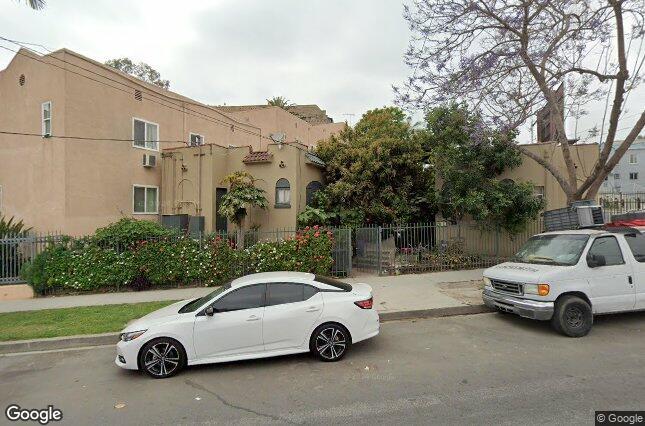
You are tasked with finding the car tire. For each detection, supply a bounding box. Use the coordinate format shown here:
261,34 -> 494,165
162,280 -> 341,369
551,296 -> 593,337
139,337 -> 186,379
310,323 -> 351,362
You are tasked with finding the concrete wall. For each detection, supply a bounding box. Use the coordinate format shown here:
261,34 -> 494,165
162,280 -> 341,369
161,143 -> 325,233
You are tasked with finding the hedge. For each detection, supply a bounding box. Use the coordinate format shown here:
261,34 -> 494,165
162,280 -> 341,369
21,219 -> 335,295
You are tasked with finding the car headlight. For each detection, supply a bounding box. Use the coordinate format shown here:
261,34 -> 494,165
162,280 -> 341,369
524,284 -> 549,296
120,330 -> 147,342
483,277 -> 492,287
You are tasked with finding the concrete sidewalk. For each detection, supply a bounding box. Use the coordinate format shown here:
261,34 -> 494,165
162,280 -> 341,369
0,269 -> 485,314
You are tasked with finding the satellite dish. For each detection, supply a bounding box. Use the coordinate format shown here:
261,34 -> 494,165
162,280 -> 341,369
270,132 -> 286,143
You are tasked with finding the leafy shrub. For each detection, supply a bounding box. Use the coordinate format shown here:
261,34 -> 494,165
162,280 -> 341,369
92,218 -> 173,248
22,220 -> 336,295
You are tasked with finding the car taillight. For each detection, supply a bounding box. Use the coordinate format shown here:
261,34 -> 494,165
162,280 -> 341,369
354,297 -> 373,309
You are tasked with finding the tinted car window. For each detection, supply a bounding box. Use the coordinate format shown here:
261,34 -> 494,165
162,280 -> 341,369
266,283 -> 303,306
212,284 -> 265,312
624,233 -> 645,262
303,285 -> 318,300
587,236 -> 624,266
179,282 -> 232,313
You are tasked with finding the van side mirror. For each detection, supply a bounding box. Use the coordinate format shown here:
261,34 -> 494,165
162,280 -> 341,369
587,254 -> 606,268
204,306 -> 215,316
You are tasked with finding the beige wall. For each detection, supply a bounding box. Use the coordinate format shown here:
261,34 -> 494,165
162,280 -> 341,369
499,142 -> 600,210
221,107 -> 346,150
0,48 -> 338,236
161,143 -> 325,233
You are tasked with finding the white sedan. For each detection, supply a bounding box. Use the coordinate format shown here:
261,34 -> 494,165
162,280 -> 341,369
116,272 -> 379,378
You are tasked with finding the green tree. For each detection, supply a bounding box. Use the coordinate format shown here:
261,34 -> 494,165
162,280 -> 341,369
426,104 -> 544,233
105,58 -> 170,90
0,213 -> 32,237
314,107 -> 435,226
218,171 -> 268,247
266,96 -> 293,110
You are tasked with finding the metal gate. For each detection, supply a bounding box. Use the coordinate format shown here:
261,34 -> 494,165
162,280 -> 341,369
353,226 -> 382,274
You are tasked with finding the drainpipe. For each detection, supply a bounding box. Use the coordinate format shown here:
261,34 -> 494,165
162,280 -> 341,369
197,145 -> 202,215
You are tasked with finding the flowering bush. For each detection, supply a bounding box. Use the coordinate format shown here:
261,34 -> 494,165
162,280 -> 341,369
21,224 -> 336,295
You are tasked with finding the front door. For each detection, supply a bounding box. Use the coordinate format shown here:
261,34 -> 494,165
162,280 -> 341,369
263,283 -> 323,351
586,236 -> 635,313
215,187 -> 228,233
193,284 -> 265,359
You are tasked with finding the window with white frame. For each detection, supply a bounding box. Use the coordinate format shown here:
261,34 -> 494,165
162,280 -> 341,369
630,172 -> 639,180
614,173 -> 621,180
189,133 -> 204,146
533,185 -> 545,199
630,153 -> 638,164
42,101 -> 52,137
133,185 -> 158,214
133,118 -> 159,151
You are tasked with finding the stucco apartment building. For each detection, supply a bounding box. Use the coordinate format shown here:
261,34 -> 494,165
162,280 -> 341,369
0,48 -> 344,235
600,135 -> 645,194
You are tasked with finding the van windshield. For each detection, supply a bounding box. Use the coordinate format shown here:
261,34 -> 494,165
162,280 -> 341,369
513,234 -> 589,266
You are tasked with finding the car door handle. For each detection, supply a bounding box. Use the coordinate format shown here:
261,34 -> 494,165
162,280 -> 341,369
305,306 -> 320,312
628,276 -> 633,285
246,315 -> 260,321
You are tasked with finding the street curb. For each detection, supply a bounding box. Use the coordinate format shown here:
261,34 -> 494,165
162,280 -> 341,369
0,305 -> 494,355
0,332 -> 119,355
379,304 -> 494,322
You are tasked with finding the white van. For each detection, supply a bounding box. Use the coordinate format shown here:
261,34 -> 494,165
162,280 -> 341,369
482,227 -> 645,337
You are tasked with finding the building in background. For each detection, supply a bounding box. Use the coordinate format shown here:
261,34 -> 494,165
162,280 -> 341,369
498,142 -> 600,210
600,135 -> 645,194
0,48 -> 343,235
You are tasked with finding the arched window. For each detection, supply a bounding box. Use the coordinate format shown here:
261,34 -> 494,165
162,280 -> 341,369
275,178 -> 291,207
306,181 -> 323,206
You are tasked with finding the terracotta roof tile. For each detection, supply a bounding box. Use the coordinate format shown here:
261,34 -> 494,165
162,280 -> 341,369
243,151 -> 273,163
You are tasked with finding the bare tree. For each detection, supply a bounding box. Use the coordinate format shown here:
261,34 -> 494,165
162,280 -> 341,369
397,0 -> 645,202
22,0 -> 45,10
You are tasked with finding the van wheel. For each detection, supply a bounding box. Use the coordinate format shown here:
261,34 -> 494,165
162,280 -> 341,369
551,296 -> 593,337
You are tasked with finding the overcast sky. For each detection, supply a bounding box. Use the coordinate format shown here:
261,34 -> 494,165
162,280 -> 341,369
1,0 -> 642,142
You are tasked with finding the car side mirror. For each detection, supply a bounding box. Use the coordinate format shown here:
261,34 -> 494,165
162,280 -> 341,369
587,254 -> 606,268
204,306 -> 215,316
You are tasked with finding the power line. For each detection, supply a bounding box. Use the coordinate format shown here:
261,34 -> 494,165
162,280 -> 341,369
0,130 -> 187,144
0,37 -> 295,145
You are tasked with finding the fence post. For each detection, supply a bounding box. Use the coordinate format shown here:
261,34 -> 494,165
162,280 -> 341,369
377,226 -> 382,276
346,228 -> 352,277
495,226 -> 500,258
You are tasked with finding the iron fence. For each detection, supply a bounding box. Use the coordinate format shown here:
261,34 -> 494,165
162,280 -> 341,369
0,227 -> 353,286
599,192 -> 645,218
2,220 -> 544,285
353,220 -> 543,276
0,233 -> 63,285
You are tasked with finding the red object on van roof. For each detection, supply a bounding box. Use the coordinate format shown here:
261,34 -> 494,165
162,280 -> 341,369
605,219 -> 645,227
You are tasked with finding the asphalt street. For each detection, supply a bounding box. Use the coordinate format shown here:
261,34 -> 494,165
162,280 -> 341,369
1,312 -> 645,425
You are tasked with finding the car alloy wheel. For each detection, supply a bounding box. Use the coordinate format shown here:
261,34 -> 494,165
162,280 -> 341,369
315,326 -> 347,361
143,341 -> 181,377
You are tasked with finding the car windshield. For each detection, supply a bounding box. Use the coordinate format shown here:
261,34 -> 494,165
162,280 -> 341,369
513,234 -> 589,266
178,282 -> 232,313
